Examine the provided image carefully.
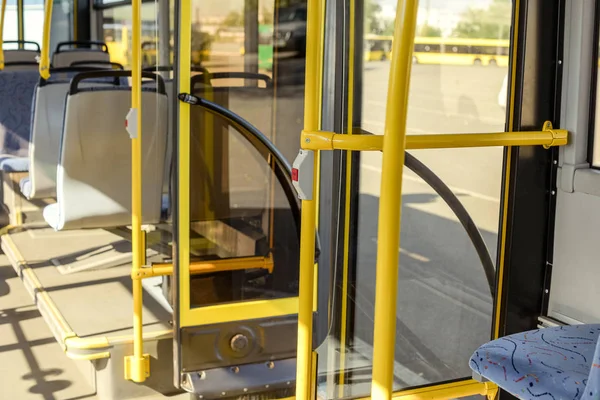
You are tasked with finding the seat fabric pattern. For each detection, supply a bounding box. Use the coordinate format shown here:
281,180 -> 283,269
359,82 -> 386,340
470,324 -> 600,400
0,71 -> 39,156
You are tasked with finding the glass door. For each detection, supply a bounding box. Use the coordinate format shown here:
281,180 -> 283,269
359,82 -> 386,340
316,0 -> 517,397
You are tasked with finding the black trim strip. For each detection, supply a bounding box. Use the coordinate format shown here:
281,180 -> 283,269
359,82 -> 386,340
55,41 -> 109,53
69,70 -> 165,95
191,72 -> 273,87
2,41 -> 41,52
588,0 -> 600,166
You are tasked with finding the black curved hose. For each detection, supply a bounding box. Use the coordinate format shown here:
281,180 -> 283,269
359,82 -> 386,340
404,152 -> 495,297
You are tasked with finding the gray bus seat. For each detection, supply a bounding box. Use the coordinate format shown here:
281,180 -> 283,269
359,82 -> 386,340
0,70 -> 40,163
43,70 -> 168,230
52,41 -> 110,68
2,41 -> 40,68
22,68 -> 126,199
3,63 -> 39,71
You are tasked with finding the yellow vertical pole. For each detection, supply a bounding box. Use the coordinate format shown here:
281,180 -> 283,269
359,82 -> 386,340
370,0 -> 418,398
16,0 -> 22,46
39,0 -> 52,79
125,0 -> 149,383
0,0 -> 6,70
295,0 -> 323,398
177,0 -> 191,326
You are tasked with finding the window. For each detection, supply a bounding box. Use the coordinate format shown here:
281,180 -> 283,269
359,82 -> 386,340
48,0 -> 73,54
99,3 -> 161,68
325,0 -> 514,396
2,0 -> 18,46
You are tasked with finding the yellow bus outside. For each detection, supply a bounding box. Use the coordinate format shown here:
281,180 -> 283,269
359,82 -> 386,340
103,24 -> 210,68
364,35 -> 510,67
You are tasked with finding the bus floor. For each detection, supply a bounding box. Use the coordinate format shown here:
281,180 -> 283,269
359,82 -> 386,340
0,227 -> 193,400
0,253 -> 99,400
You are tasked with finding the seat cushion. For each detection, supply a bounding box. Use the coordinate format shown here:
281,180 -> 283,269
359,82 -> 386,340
0,156 -> 30,172
470,324 -> 600,400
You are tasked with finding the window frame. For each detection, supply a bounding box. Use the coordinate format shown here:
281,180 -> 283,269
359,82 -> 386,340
589,0 -> 600,168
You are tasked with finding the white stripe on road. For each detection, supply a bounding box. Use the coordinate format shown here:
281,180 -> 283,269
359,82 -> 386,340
371,237 -> 430,263
361,163 -> 500,203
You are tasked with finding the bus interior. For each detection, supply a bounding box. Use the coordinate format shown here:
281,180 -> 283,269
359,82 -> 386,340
0,0 -> 599,399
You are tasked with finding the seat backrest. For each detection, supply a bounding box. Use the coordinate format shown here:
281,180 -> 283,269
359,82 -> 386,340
2,41 -> 40,65
27,70 -> 123,199
51,71 -> 168,230
0,70 -> 40,156
52,41 -> 111,68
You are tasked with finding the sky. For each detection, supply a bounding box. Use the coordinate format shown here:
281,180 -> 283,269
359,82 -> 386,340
379,0 -> 499,34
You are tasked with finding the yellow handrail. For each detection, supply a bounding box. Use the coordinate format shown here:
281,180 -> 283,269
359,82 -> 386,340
301,124 -> 567,151
0,0 -> 6,70
124,0 -> 148,383
371,0 -> 418,398
295,0 -> 323,398
39,0 -> 52,79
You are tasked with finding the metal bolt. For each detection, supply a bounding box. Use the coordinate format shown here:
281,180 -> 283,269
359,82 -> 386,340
243,388 -> 248,392
221,392 -> 227,396
286,381 -> 291,385
230,334 -> 249,352
553,160 -> 558,164
231,366 -> 240,374
266,361 -> 275,369
265,384 -> 270,389
551,190 -> 556,195
558,60 -> 562,65
305,138 -> 310,143
545,289 -> 549,294
199,371 -> 206,380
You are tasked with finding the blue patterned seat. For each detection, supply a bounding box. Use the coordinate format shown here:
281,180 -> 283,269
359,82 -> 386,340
470,324 -> 600,400
0,71 -> 39,158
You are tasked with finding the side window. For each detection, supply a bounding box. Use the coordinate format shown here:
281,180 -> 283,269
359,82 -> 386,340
2,0 -> 18,46
49,0 -> 74,56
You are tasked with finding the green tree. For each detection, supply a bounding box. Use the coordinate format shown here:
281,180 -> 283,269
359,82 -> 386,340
365,0 -> 383,34
222,10 -> 244,27
419,23 -> 442,37
452,0 -> 511,39
381,19 -> 395,36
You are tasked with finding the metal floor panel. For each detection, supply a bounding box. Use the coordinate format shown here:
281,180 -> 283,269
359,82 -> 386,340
5,227 -> 172,338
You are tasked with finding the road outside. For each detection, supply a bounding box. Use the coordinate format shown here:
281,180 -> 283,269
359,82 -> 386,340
345,61 -> 507,395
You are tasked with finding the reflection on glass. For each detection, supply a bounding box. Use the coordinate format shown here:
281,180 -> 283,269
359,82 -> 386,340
184,0 -> 306,308
101,3 -> 161,68
320,0 -> 511,397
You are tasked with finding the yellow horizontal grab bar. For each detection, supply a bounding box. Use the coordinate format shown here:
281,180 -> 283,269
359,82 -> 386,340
134,255 -> 274,279
301,121 -> 567,151
357,379 -> 498,400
